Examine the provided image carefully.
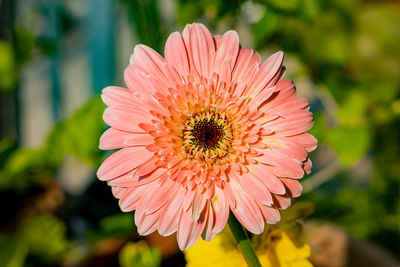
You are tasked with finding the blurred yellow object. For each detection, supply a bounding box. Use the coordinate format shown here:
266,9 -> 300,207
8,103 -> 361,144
185,202 -> 313,267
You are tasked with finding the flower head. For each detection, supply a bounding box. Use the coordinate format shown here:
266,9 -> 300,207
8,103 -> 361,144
97,23 -> 317,250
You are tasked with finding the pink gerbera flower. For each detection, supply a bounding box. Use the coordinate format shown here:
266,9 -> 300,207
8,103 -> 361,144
97,23 -> 317,250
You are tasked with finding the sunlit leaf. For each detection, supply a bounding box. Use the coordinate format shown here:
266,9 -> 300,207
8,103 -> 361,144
14,28 -> 35,65
299,0 -> 321,19
0,41 -> 17,91
100,213 -> 134,235
252,6 -> 280,48
119,241 -> 161,267
0,235 -> 28,267
18,214 -> 71,261
337,91 -> 367,127
0,148 -> 49,189
326,126 -> 371,166
86,213 -> 135,244
265,0 -> 299,11
44,96 -> 104,166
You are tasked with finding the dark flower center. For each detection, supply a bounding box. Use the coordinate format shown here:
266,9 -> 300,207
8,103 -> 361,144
192,119 -> 224,150
181,110 -> 234,163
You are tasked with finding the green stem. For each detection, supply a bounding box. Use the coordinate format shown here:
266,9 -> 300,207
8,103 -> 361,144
228,214 -> 262,267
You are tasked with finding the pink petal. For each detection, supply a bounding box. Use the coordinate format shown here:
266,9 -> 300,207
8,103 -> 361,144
213,30 -> 239,75
134,157 -> 159,177
99,128 -> 154,150
232,47 -> 261,85
273,194 -> 291,209
137,168 -> 168,185
146,74 -> 172,96
119,184 -> 152,212
266,98 -> 310,115
97,146 -> 154,181
280,178 -> 303,197
260,80 -> 296,111
254,150 -> 305,179
101,86 -> 134,107
248,163 -> 286,194
183,23 -> 215,78
252,86 -> 276,108
131,44 -> 181,88
214,60 -> 232,89
143,179 -> 178,214
177,206 -> 207,250
288,133 -> 318,152
266,111 -> 314,136
111,186 -> 125,199
135,207 -> 160,235
118,187 -> 138,211
103,106 -> 151,133
268,65 -> 286,87
183,188 -> 196,211
261,136 -> 307,161
107,171 -> 137,187
238,172 -> 273,206
205,187 -> 229,240
201,202 -> 214,241
247,51 -> 284,97
303,157 -> 313,174
124,65 -> 158,94
164,32 -> 190,77
258,204 -> 281,224
108,168 -> 165,187
158,190 -> 185,236
192,190 -> 208,221
230,180 -> 265,234
223,182 -> 237,209
213,34 -> 222,47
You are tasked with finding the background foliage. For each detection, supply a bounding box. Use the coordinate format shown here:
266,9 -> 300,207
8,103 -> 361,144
0,0 -> 399,266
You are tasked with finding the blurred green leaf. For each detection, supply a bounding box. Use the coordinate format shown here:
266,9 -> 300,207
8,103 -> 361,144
0,235 -> 28,267
265,0 -> 299,11
177,0 -> 239,27
3,149 -> 44,177
301,15 -> 350,65
100,213 -> 134,235
337,91 -> 367,127
121,0 -> 165,53
353,5 -> 400,82
326,126 -> 371,166
119,241 -> 161,267
299,0 -> 321,19
0,96 -> 103,189
177,0 -> 204,25
44,96 -> 104,166
0,41 -> 17,91
252,6 -> 280,48
18,214 -> 71,261
86,213 -> 134,244
0,148 -> 50,189
0,139 -> 17,170
14,28 -> 35,65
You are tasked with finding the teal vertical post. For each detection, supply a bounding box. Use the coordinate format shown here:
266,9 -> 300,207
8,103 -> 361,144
87,0 -> 116,94
41,0 -> 62,121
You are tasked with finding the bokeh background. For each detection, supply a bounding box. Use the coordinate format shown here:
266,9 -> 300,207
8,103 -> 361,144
0,0 -> 399,266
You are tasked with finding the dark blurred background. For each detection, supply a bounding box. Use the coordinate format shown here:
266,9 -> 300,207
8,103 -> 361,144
0,0 -> 399,266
